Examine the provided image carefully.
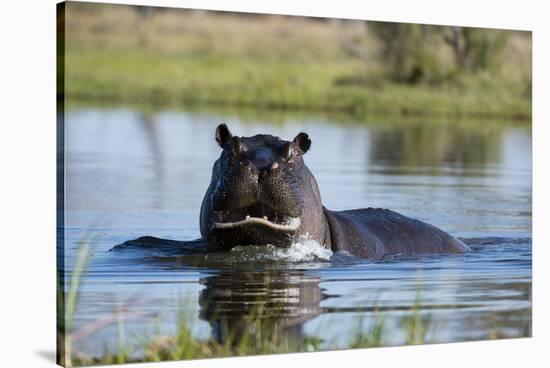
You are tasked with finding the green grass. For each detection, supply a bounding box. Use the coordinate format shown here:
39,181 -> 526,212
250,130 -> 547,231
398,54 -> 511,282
60,3 -> 532,121
67,295 -> 428,366
402,287 -> 432,345
64,51 -> 531,120
59,239 -> 92,367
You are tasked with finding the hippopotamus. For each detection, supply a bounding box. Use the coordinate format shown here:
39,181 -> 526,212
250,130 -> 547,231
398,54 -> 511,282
114,124 -> 470,259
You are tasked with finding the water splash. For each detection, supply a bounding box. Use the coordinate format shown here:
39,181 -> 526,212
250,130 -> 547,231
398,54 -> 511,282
229,237 -> 332,262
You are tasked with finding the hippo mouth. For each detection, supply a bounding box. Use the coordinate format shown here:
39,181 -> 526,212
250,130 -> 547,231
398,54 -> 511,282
212,205 -> 301,232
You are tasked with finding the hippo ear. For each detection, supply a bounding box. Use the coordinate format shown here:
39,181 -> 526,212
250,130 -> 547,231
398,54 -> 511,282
293,132 -> 311,154
215,124 -> 232,149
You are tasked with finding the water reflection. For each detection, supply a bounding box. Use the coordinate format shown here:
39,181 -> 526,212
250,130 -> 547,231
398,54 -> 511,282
63,106 -> 531,358
199,270 -> 323,346
369,123 -> 503,172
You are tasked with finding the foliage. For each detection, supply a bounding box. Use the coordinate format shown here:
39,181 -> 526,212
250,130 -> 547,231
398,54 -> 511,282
369,23 -> 446,84
369,23 -> 511,85
442,26 -> 509,72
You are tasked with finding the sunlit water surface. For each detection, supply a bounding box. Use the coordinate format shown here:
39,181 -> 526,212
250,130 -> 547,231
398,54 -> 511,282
61,107 -> 531,358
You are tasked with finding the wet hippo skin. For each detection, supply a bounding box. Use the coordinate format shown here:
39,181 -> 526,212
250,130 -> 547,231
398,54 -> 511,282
114,124 -> 471,259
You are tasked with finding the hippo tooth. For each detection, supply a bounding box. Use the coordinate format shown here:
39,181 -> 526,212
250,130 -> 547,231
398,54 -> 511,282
213,217 -> 301,231
263,216 -> 268,220
246,215 -> 250,219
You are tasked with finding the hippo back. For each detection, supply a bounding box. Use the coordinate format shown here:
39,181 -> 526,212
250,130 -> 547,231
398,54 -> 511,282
324,207 -> 470,259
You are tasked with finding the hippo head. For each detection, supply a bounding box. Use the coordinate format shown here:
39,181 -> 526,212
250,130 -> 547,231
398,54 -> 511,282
200,124 -> 329,250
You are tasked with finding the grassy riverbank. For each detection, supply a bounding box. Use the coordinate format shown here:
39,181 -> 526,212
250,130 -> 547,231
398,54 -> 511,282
60,3 -> 532,121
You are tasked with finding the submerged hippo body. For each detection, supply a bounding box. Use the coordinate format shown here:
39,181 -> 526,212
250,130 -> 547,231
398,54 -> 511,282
116,124 -> 470,259
323,207 -> 469,258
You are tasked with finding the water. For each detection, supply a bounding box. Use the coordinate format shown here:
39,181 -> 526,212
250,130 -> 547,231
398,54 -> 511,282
61,107 -> 532,358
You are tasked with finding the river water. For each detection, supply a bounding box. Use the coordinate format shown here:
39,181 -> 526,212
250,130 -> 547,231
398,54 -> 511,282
60,106 -> 532,359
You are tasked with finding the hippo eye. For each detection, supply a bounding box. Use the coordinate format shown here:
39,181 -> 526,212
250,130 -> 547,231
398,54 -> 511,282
230,137 -> 247,155
238,143 -> 248,153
